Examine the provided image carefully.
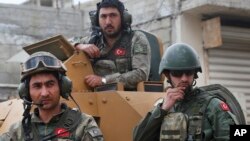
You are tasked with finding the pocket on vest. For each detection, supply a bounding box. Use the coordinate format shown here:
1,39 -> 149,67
160,112 -> 188,141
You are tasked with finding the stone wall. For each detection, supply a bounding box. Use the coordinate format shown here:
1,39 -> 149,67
0,3 -> 84,100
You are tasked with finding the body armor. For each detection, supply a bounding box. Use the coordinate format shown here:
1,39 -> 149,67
93,31 -> 134,76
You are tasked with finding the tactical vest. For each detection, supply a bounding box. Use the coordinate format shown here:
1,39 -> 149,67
160,88 -> 229,141
93,31 -> 134,75
22,108 -> 82,141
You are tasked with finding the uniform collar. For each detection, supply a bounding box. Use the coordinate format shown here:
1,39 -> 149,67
32,103 -> 68,123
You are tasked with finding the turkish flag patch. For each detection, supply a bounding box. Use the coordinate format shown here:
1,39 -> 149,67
54,128 -> 70,137
114,48 -> 126,56
220,102 -> 230,111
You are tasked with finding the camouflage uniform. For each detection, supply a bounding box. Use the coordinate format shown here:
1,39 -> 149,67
0,103 -> 103,141
71,30 -> 151,90
133,88 -> 237,141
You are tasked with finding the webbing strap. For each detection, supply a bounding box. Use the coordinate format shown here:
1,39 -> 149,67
41,108 -> 82,140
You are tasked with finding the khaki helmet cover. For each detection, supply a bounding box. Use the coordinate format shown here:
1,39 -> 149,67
21,51 -> 67,81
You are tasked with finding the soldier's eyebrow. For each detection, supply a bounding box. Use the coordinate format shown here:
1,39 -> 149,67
45,79 -> 56,84
100,13 -> 115,17
31,79 -> 56,86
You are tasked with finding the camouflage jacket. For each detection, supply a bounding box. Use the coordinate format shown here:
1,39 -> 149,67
133,89 -> 237,141
0,103 -> 104,141
70,30 -> 151,89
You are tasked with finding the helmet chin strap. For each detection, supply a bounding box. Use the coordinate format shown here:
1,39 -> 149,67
192,79 -> 197,86
166,79 -> 173,87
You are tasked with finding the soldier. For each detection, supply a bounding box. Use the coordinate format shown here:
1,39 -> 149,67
0,52 -> 104,141
70,0 -> 151,90
133,43 -> 238,141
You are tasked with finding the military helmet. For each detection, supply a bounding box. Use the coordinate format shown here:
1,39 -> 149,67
97,0 -> 125,17
21,51 -> 67,81
96,0 -> 132,30
159,43 -> 202,74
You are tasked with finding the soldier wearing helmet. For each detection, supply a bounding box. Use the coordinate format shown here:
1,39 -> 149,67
133,43 -> 237,141
70,0 -> 151,90
0,52 -> 104,141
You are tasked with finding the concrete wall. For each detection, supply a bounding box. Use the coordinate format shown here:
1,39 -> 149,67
174,13 -> 206,86
0,3 -> 84,100
182,0 -> 250,11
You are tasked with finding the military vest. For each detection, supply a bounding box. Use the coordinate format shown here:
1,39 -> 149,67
22,108 -> 82,141
92,31 -> 134,76
160,89 -> 223,141
160,92 -> 208,141
160,85 -> 242,141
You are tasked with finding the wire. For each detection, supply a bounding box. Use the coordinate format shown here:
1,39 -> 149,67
69,94 -> 82,113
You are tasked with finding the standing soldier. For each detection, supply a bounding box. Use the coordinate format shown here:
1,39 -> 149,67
133,43 -> 238,141
70,0 -> 151,90
0,52 -> 104,141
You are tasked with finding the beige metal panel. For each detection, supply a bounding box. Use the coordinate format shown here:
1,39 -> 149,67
23,35 -> 74,61
64,52 -> 94,92
69,91 -> 164,141
98,92 -> 164,141
0,99 -> 23,134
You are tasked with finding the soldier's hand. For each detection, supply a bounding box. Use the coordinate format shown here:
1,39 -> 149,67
161,87 -> 185,111
75,44 -> 100,58
84,75 -> 102,88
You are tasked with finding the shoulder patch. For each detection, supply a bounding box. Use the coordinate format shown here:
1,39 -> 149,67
134,44 -> 148,54
87,127 -> 103,138
220,102 -> 230,111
